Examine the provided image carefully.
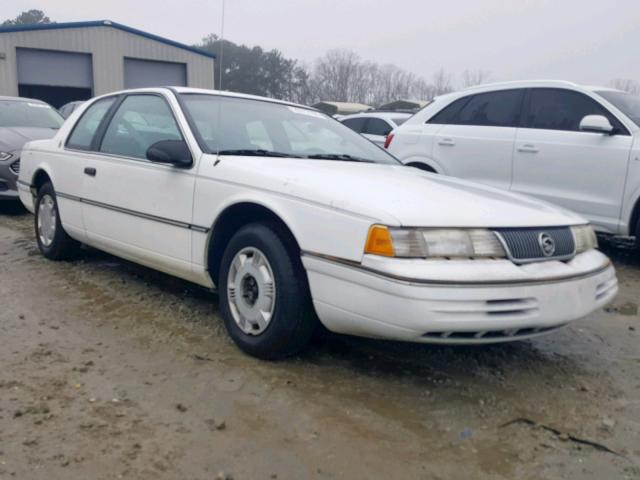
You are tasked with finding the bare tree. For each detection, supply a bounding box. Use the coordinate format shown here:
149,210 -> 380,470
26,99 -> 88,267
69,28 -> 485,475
196,36 -> 456,106
609,78 -> 640,95
461,69 -> 492,88
313,49 -> 364,102
431,68 -> 454,96
310,49 -> 444,105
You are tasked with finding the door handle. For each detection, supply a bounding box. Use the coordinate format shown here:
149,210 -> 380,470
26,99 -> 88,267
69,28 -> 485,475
84,167 -> 97,177
517,144 -> 539,153
438,138 -> 455,146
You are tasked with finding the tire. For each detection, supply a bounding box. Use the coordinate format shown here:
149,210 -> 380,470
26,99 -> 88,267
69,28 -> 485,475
34,182 -> 80,260
218,222 -> 317,359
636,216 -> 640,251
408,163 -> 436,173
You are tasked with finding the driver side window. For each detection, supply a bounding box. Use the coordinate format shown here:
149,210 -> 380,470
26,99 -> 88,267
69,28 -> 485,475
100,95 -> 182,159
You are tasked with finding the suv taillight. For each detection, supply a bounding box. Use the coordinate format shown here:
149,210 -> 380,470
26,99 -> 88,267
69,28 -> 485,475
384,133 -> 394,149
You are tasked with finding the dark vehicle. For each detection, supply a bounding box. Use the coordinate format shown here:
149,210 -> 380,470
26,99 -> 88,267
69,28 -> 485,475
0,96 -> 63,201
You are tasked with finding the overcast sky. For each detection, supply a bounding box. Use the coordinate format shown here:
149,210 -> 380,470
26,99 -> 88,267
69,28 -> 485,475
4,0 -> 640,87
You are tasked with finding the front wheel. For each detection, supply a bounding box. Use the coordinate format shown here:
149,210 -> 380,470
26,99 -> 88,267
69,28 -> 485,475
218,222 -> 317,359
35,182 -> 80,260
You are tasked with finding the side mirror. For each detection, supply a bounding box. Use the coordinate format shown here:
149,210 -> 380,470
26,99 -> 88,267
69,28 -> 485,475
579,115 -> 614,135
146,140 -> 192,167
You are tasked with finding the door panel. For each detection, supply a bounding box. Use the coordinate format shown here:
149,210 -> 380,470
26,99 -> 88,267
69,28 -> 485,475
512,129 -> 631,233
433,125 -> 517,189
55,96 -> 118,240
512,88 -> 632,233
429,89 -> 524,189
81,94 -> 196,277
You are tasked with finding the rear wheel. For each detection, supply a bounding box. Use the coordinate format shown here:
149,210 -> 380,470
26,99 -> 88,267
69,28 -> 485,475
636,216 -> 640,251
408,162 -> 436,173
218,222 -> 317,359
35,182 -> 80,260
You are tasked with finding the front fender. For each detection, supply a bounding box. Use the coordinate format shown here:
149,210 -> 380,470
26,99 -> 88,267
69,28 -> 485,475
191,181 -> 383,270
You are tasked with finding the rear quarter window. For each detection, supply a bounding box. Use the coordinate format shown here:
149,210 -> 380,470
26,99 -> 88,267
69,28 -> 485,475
341,117 -> 367,133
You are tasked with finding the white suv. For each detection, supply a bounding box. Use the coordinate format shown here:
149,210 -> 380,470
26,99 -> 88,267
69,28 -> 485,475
387,81 -> 640,247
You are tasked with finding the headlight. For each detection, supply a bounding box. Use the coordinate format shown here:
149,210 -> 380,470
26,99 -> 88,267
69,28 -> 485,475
0,152 -> 13,161
571,224 -> 598,253
364,225 -> 506,259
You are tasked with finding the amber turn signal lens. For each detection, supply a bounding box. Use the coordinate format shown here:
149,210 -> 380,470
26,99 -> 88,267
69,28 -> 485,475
364,225 -> 394,257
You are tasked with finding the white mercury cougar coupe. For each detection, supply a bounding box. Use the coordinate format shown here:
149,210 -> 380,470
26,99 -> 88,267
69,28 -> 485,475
17,88 -> 618,359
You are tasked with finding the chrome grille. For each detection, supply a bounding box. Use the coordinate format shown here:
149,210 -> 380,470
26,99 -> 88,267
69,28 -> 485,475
9,158 -> 20,175
494,227 -> 575,263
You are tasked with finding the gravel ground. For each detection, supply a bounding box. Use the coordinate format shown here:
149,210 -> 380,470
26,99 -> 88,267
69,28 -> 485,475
1,205 -> 639,480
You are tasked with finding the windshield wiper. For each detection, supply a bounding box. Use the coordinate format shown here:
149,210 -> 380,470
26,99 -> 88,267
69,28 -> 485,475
217,149 -> 302,158
305,153 -> 375,163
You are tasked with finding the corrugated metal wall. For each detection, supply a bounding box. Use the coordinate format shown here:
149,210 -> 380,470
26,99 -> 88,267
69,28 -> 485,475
0,25 -> 215,97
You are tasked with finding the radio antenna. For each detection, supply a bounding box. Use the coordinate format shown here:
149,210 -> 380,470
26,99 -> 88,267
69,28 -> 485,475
218,0 -> 225,91
215,0 -> 226,162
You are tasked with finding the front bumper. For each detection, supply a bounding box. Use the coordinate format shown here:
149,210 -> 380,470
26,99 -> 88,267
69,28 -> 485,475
0,155 -> 19,200
302,250 -> 618,344
17,180 -> 35,212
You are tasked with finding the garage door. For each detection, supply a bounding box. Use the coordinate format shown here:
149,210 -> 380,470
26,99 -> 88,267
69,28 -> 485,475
16,48 -> 93,108
17,48 -> 93,88
124,58 -> 187,89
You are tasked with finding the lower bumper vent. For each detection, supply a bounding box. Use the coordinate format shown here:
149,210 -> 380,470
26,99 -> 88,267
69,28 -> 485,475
422,324 -> 565,341
9,159 -> 20,175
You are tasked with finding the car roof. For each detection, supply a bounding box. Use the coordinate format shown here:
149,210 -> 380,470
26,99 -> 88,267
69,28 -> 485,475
0,95 -> 47,104
94,87 -> 315,111
428,80 -> 625,105
454,80 -> 619,95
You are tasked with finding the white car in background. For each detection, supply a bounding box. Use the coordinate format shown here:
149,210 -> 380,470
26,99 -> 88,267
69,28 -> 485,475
341,112 -> 412,146
17,87 -> 616,359
387,80 -> 640,249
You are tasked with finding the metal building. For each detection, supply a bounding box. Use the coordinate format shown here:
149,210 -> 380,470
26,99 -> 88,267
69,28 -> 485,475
0,20 -> 215,108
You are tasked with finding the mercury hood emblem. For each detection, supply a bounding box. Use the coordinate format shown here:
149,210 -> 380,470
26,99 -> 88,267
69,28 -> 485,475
538,232 -> 556,257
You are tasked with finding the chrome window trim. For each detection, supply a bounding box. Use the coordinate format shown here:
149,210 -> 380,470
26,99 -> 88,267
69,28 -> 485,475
63,91 -> 197,170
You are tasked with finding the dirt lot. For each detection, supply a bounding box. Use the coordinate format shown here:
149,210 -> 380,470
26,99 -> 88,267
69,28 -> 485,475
1,206 -> 639,480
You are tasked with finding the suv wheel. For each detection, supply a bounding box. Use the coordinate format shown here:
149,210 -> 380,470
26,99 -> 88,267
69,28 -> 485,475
35,182 -> 80,260
218,222 -> 317,359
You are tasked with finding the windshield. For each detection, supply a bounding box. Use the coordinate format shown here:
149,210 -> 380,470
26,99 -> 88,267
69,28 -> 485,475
595,90 -> 640,127
392,117 -> 409,126
0,100 -> 64,129
180,94 -> 400,165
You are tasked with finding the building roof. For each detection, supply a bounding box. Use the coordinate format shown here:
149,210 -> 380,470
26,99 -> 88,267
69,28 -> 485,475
0,20 -> 215,59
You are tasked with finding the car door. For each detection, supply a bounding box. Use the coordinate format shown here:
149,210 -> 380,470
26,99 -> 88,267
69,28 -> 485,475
431,89 -> 524,190
60,96 -> 119,241
81,93 -> 197,278
512,88 -> 632,233
361,118 -> 393,146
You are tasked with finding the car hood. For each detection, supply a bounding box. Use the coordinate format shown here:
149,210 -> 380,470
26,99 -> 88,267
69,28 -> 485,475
219,157 -> 586,228
0,127 -> 58,154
